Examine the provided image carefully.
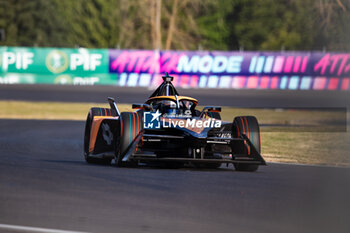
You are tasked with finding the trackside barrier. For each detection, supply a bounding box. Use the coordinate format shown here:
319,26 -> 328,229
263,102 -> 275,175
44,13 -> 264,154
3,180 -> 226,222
0,47 -> 349,90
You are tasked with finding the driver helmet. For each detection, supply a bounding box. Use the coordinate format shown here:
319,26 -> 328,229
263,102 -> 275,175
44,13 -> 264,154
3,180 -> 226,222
163,100 -> 177,116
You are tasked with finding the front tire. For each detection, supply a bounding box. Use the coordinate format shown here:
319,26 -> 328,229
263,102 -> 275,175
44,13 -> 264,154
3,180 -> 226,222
115,111 -> 143,166
84,109 -> 112,165
232,116 -> 261,172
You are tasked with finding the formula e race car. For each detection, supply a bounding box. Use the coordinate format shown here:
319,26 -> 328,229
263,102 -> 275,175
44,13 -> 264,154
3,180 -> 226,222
84,73 -> 266,171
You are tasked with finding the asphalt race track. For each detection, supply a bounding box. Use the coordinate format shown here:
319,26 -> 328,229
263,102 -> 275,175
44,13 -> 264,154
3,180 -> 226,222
0,119 -> 349,233
1,84 -> 350,108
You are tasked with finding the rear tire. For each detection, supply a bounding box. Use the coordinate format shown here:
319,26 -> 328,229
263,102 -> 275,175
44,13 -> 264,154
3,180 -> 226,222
116,111 -> 143,166
232,116 -> 261,172
84,108 -> 113,165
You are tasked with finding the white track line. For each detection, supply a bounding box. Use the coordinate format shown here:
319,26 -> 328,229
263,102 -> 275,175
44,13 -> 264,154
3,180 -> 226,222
0,224 -> 90,233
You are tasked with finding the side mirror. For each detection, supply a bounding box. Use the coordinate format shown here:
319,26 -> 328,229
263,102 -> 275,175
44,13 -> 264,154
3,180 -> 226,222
203,106 -> 221,113
132,103 -> 153,111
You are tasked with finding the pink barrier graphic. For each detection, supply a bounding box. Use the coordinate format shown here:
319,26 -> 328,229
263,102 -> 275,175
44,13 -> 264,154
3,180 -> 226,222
109,50 -> 350,90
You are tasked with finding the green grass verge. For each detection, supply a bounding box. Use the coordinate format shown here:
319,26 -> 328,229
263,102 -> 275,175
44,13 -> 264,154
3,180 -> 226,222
1,100 -> 349,167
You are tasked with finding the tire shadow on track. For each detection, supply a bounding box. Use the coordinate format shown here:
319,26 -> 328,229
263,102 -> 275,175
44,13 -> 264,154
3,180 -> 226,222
41,158 -> 258,173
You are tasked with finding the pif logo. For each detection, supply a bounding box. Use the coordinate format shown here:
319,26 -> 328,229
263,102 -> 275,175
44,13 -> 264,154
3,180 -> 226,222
143,110 -> 161,129
70,48 -> 102,71
1,51 -> 34,71
46,50 -> 69,74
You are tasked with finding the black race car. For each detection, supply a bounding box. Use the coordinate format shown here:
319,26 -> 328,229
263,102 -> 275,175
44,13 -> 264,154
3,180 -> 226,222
84,73 -> 266,171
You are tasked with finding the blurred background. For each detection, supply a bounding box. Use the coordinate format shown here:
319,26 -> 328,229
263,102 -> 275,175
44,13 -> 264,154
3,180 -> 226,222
0,0 -> 349,51
0,0 -> 350,90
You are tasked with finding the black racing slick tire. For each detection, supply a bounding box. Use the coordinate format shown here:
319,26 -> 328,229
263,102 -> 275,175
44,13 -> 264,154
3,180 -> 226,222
84,108 -> 113,165
232,116 -> 261,172
115,111 -> 143,166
